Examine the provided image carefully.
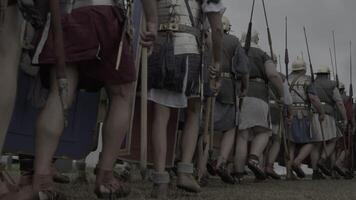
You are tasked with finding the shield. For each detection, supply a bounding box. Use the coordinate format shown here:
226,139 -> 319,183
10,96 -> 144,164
4,71 -> 100,160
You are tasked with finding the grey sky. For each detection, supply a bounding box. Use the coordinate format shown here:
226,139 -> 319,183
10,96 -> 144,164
224,0 -> 356,94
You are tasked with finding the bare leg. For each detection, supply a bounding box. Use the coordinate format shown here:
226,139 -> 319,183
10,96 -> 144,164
266,135 -> 281,167
0,5 -> 23,152
216,128 -> 235,167
250,130 -> 271,158
180,99 -> 200,163
234,130 -> 249,173
97,82 -> 135,170
151,103 -> 170,172
177,99 -> 201,192
294,143 -> 314,165
321,139 -> 337,160
34,66 -> 78,176
311,143 -> 321,170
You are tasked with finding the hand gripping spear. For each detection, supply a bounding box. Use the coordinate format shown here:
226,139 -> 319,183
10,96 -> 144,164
49,0 -> 69,127
262,0 -> 274,60
303,26 -> 329,159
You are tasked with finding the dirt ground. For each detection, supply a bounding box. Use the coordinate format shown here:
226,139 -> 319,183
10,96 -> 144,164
55,170 -> 356,200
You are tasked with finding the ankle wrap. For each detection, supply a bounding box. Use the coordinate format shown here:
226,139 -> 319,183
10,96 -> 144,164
151,171 -> 170,184
177,162 -> 194,174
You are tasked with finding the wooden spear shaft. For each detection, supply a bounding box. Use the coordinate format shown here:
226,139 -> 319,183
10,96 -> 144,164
140,17 -> 148,178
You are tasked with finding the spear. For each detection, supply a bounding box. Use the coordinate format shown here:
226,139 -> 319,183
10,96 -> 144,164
284,16 -> 289,80
244,0 -> 255,54
332,31 -> 339,87
262,0 -> 274,59
329,47 -> 336,81
349,41 -> 353,100
49,0 -> 69,127
279,55 -> 282,72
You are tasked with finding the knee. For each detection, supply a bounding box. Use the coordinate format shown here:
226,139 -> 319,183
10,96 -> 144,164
107,83 -> 135,102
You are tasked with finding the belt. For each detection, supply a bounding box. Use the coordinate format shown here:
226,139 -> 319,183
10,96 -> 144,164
292,103 -> 308,107
220,72 -> 234,79
60,0 -> 122,13
250,77 -> 266,83
158,22 -> 200,38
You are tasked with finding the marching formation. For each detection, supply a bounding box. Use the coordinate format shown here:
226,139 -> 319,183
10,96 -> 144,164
0,0 -> 355,200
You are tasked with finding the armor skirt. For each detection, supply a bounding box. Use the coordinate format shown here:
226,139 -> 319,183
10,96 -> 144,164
310,114 -> 341,142
288,116 -> 312,144
32,6 -> 135,90
238,97 -> 271,133
214,101 -> 236,132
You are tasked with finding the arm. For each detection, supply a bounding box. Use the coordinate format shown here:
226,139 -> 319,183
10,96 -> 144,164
265,61 -> 284,102
233,43 -> 249,97
141,0 -> 158,49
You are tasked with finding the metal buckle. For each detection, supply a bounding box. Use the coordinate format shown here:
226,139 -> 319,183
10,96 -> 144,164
159,23 -> 179,31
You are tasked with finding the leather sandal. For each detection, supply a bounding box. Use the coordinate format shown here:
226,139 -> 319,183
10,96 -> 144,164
151,171 -> 170,199
33,174 -> 66,200
95,168 -> 130,199
51,165 -> 70,184
216,163 -> 235,184
176,163 -> 201,193
333,165 -> 346,177
291,163 -> 305,178
317,159 -> 331,176
231,172 -> 245,184
247,155 -> 266,180
206,159 -> 218,176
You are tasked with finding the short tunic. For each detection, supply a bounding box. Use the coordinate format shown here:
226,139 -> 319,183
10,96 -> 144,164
32,5 -> 135,90
238,97 -> 271,133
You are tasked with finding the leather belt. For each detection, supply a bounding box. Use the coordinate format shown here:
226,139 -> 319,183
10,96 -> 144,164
292,103 -> 308,107
250,77 -> 266,83
60,0 -> 123,13
220,72 -> 234,79
158,22 -> 200,38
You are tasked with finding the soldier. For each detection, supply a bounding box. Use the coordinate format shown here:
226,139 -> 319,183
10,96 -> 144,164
205,16 -> 249,184
310,65 -> 348,179
147,0 -> 224,198
24,0 -> 159,199
286,57 -> 324,179
0,0 -> 26,198
233,31 -> 287,181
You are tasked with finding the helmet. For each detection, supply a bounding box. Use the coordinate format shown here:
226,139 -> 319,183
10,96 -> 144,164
222,16 -> 231,33
291,56 -> 306,71
241,30 -> 259,45
339,83 -> 345,90
316,65 -> 331,74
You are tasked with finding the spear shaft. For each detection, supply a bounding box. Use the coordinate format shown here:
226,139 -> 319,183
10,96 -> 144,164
303,26 -> 314,82
329,47 -> 336,81
262,0 -> 274,59
244,0 -> 256,53
332,31 -> 339,86
285,16 -> 289,80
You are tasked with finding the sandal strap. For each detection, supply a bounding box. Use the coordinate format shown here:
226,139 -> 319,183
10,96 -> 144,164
33,174 -> 54,191
151,171 -> 170,184
177,163 -> 194,174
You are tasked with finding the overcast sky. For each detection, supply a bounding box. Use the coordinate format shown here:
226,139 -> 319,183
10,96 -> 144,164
224,0 -> 356,94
